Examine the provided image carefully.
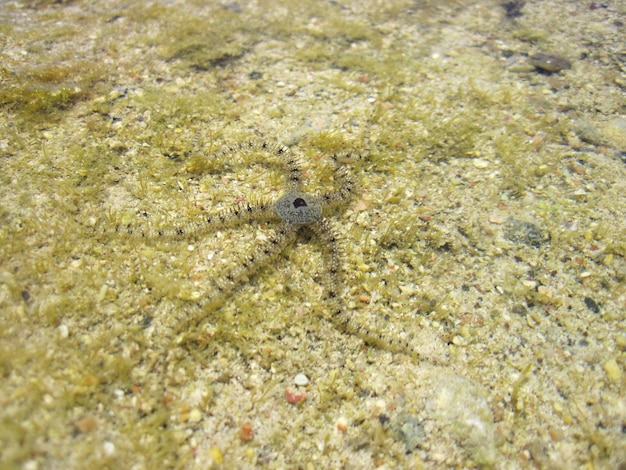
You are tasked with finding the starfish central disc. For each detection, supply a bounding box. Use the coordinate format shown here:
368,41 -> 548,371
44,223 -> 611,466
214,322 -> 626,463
274,190 -> 322,224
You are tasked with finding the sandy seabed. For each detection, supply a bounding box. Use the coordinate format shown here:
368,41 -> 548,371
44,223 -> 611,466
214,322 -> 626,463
1,0 -> 625,468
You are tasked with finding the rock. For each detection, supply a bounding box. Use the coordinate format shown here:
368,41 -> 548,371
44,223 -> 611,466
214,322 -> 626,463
529,53 -> 571,73
427,375 -> 496,465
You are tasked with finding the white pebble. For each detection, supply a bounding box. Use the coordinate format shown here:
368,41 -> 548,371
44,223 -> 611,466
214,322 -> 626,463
294,373 -> 309,386
188,408 -> 202,423
23,461 -> 38,470
58,324 -> 69,338
103,441 -> 115,456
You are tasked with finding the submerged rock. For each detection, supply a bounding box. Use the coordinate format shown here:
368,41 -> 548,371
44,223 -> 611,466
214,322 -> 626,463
529,53 -> 571,73
427,374 -> 496,465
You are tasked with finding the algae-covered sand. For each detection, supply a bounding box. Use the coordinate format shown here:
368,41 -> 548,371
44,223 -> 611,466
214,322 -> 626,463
1,0 -> 625,468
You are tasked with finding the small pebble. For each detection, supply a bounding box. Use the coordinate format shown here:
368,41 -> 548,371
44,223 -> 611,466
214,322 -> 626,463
336,416 -> 349,432
209,447 -> 223,464
537,285 -> 552,300
549,427 -> 564,442
75,417 -> 97,433
285,389 -> 307,405
584,297 -> 600,314
489,213 -> 504,224
529,53 -> 571,73
103,441 -> 115,456
603,358 -> 622,382
374,399 -> 386,413
353,198 -> 369,212
294,373 -> 309,386
239,421 -> 254,442
188,408 -> 202,423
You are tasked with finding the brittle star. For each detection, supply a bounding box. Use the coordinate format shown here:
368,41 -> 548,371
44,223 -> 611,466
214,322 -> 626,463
114,141 -> 416,355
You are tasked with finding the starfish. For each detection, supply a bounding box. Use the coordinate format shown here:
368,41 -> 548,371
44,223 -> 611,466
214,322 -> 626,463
113,140 -> 416,356
113,142 -> 352,329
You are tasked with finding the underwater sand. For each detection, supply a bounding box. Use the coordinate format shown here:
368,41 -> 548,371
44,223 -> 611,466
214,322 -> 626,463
1,0 -> 625,468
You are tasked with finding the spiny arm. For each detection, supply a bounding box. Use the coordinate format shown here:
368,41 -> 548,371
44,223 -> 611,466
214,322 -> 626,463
198,222 -> 298,311
319,152 -> 360,209
217,141 -> 305,192
170,222 -> 298,338
112,199 -> 280,239
311,218 -> 419,359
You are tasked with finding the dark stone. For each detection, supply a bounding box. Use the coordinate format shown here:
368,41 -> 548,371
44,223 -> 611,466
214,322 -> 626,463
583,297 -> 600,314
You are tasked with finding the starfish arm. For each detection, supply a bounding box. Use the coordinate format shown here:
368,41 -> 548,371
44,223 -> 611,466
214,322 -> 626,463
310,219 -> 418,358
198,222 -> 298,312
309,218 -> 344,311
277,146 -> 305,192
319,152 -> 359,209
112,199 -> 280,239
220,141 -> 304,192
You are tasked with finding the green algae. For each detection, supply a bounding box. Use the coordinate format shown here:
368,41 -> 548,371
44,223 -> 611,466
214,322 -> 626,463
0,61 -> 105,122
156,15 -> 251,71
